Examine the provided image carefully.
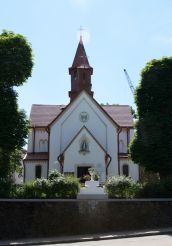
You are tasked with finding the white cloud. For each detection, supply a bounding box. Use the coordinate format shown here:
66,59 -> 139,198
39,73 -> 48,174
77,29 -> 91,44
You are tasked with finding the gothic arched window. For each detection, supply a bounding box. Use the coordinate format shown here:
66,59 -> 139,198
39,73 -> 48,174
122,164 -> 129,177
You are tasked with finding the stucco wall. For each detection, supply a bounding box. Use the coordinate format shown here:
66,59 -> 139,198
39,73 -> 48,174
24,161 -> 48,182
119,129 -> 128,153
27,128 -> 48,153
0,199 -> 172,240
64,128 -> 106,180
120,159 -> 139,181
49,92 -> 118,176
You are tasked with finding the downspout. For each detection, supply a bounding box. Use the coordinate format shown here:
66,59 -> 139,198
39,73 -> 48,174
23,160 -> 26,183
127,127 -> 130,147
105,153 -> 112,177
57,153 -> 64,174
117,127 -> 122,175
33,126 -> 36,153
46,127 -> 50,178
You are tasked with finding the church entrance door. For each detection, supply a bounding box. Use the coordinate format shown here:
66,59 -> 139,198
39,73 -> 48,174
77,166 -> 91,179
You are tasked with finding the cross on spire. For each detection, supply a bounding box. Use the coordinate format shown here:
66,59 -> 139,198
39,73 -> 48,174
79,26 -> 84,42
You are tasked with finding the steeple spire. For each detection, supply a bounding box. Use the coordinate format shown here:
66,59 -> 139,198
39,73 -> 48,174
68,37 -> 93,101
71,37 -> 91,69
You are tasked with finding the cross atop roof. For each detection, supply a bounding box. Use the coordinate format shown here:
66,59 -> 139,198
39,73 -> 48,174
78,26 -> 84,42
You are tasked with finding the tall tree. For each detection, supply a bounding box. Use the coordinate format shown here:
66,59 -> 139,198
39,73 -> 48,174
0,30 -> 33,180
129,57 -> 172,179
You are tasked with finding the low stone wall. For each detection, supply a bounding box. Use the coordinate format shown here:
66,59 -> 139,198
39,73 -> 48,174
0,199 -> 172,240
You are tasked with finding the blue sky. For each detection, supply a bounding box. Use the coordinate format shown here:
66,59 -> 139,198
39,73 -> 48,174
1,0 -> 172,116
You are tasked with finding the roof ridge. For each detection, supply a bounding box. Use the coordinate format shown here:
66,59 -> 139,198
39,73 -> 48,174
102,105 -> 131,107
32,104 -> 66,107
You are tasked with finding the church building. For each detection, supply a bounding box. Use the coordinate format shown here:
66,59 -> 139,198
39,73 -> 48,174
24,37 -> 139,182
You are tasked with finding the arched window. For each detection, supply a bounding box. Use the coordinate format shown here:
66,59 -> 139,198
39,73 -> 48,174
122,164 -> 129,177
119,140 -> 124,153
35,165 -> 42,179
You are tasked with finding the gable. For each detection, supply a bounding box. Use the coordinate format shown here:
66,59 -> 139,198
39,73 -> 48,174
50,91 -> 119,128
62,126 -> 107,155
50,91 -> 119,152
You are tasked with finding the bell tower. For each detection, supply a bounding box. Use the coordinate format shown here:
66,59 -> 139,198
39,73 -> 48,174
69,36 -> 94,101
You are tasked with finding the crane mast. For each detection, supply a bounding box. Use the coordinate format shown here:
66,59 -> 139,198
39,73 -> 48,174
123,69 -> 135,95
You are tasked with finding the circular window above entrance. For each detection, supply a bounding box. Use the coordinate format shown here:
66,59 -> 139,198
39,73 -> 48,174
79,112 -> 89,122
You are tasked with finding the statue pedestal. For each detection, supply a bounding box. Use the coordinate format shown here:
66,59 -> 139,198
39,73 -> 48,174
77,180 -> 108,200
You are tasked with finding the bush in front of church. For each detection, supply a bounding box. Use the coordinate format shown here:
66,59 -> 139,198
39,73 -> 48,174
47,175 -> 80,198
105,176 -> 141,198
15,172 -> 80,198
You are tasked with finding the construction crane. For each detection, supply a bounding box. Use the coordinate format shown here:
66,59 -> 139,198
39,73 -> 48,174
123,69 -> 135,95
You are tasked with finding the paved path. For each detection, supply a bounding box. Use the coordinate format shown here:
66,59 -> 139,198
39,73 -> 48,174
40,234 -> 172,246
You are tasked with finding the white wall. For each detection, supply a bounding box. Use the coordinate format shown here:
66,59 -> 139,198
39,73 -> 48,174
27,128 -> 48,153
119,129 -> 128,153
49,92 -> 118,177
24,161 -> 48,182
27,130 -> 34,152
63,127 -> 106,181
35,129 -> 48,152
120,159 -> 139,181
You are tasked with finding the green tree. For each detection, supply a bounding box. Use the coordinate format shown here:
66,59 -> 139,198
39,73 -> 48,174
0,30 -> 33,86
129,57 -> 172,179
0,30 -> 33,181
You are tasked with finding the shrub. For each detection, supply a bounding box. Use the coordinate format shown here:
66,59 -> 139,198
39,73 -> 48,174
16,179 -> 49,198
0,178 -> 14,198
48,170 -> 62,181
138,177 -> 172,198
105,176 -> 141,198
47,175 -> 80,198
15,172 -> 80,199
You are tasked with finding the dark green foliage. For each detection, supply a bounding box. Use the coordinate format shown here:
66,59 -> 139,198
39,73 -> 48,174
0,30 -> 33,180
129,57 -> 172,178
0,85 -> 29,152
137,178 -> 172,198
0,30 -> 33,86
105,176 -> 141,198
0,178 -> 14,198
14,172 -> 80,199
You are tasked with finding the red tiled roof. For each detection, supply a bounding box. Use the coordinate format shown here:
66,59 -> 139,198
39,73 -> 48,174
30,104 -> 66,127
30,104 -> 133,128
24,152 -> 48,161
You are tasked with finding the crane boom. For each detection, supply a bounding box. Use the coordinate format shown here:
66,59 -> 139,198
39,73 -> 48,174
123,69 -> 135,95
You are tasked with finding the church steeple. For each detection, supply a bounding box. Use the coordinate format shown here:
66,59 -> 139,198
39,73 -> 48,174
69,38 -> 93,101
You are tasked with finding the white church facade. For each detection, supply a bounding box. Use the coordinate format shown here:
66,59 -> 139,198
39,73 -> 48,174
24,37 -> 139,182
